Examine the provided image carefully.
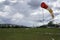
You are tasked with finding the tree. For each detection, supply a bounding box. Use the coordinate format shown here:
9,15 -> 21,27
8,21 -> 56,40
48,21 -> 53,26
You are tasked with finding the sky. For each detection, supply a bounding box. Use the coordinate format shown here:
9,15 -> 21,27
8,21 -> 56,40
0,0 -> 60,27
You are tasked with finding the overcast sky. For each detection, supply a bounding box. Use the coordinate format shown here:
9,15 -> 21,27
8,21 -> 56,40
0,0 -> 60,27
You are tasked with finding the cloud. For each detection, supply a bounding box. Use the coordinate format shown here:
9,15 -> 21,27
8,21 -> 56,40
11,12 -> 24,21
28,0 -> 42,9
0,0 -> 5,3
0,0 -> 60,27
0,12 -> 8,17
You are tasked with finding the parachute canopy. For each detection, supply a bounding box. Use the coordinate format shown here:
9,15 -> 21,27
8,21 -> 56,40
41,2 -> 54,19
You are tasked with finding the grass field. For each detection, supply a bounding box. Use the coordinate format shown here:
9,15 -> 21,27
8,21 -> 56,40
0,28 -> 60,40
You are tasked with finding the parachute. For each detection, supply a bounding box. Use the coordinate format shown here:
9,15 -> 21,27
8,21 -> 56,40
41,2 -> 54,19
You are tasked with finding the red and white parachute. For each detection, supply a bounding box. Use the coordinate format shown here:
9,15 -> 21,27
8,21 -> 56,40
41,2 -> 54,19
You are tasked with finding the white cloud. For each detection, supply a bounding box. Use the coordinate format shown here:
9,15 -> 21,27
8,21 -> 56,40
11,12 -> 24,21
3,5 -> 11,12
19,0 -> 24,3
9,0 -> 17,3
0,12 -> 9,17
0,0 -> 60,27
53,15 -> 60,24
0,0 -> 5,3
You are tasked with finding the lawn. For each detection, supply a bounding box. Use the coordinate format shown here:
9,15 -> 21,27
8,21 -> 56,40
0,28 -> 60,40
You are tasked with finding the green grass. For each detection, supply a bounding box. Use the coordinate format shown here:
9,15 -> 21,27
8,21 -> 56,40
0,28 -> 60,40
